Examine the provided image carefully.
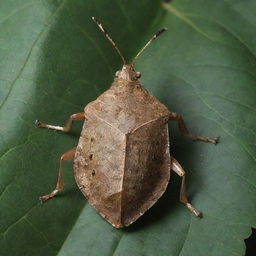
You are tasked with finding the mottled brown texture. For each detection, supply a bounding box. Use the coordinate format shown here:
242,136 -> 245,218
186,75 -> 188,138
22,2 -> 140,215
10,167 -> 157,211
74,78 -> 171,227
38,66 -> 217,225
37,21 -> 218,227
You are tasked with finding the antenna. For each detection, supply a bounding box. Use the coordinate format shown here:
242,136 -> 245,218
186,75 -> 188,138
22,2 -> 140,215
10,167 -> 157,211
92,17 -> 126,64
132,28 -> 167,64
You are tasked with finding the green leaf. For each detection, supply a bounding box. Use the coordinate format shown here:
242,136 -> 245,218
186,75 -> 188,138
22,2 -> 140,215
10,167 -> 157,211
0,0 -> 255,255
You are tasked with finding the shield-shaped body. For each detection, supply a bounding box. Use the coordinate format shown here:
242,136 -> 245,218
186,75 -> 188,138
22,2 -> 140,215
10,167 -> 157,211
74,78 -> 171,227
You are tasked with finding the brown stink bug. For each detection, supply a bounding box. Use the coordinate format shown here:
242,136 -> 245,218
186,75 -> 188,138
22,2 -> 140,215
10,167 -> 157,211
36,17 -> 218,228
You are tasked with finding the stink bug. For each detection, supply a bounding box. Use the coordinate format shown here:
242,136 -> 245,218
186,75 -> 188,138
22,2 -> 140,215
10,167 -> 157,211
36,17 -> 218,228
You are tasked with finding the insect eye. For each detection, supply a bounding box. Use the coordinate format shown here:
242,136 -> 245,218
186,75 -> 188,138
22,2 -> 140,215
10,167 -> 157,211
136,72 -> 141,78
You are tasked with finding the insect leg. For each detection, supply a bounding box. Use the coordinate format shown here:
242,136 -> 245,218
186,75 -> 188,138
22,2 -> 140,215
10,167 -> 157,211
35,112 -> 86,132
169,112 -> 218,144
39,147 -> 76,202
171,157 -> 202,218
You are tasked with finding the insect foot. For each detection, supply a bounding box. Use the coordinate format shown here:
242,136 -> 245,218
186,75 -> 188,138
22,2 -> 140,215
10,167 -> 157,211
35,120 -> 43,127
209,136 -> 219,144
39,189 -> 58,203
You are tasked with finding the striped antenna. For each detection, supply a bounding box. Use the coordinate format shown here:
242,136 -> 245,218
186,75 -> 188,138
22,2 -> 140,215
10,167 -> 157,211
92,17 -> 126,64
132,28 -> 167,64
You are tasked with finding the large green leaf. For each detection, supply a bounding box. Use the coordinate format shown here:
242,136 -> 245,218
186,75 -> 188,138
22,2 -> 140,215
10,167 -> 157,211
0,0 -> 255,255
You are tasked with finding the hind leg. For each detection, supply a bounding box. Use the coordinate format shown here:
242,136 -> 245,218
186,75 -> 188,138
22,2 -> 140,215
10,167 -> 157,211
171,157 -> 202,218
40,148 -> 76,202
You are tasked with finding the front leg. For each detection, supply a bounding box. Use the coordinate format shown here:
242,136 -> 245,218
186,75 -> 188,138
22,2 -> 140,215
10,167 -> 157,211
169,112 -> 218,144
35,112 -> 86,133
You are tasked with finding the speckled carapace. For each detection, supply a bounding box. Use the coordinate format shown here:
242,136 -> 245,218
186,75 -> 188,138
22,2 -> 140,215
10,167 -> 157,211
36,17 -> 218,228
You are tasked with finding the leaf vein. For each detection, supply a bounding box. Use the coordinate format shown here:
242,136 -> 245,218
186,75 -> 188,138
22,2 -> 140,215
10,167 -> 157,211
0,0 -> 66,112
177,215 -> 192,256
67,12 -> 114,77
0,2 -> 35,26
1,204 -> 38,236
162,3 -> 215,42
112,233 -> 124,256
